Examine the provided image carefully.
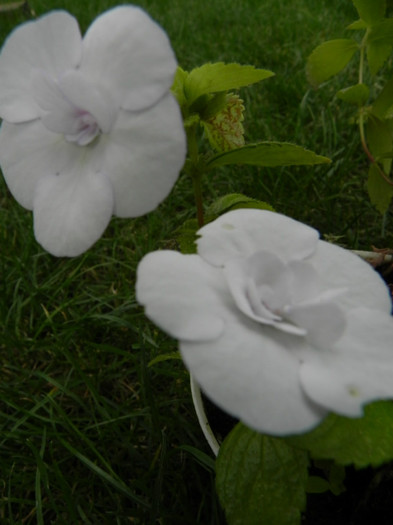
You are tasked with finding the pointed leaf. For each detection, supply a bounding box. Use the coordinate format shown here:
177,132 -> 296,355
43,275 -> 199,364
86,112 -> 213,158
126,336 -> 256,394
216,423 -> 309,525
287,401 -> 393,468
336,83 -> 369,105
372,76 -> 393,118
352,0 -> 386,25
206,142 -> 331,169
347,19 -> 367,30
306,39 -> 359,87
367,19 -> 393,74
184,63 -> 274,104
367,163 -> 393,214
367,115 -> 392,173
206,193 -> 274,216
171,66 -> 188,108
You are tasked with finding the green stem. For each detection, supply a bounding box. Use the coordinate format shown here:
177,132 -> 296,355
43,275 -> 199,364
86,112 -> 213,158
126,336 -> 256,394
186,124 -> 205,226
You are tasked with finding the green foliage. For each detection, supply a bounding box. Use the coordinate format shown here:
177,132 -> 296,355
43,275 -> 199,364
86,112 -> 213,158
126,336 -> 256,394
286,401 -> 393,468
307,0 -> 393,215
336,83 -> 370,106
306,39 -> 359,87
207,142 -> 331,169
216,423 -> 309,525
184,62 -> 274,105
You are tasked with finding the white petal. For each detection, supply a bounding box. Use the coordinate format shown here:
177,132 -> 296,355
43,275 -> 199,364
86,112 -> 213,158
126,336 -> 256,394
223,251 -> 291,323
308,241 -> 392,313
286,301 -> 346,348
136,251 -> 231,341
197,209 -> 319,267
181,320 -> 327,435
33,167 -> 114,257
300,308 -> 393,416
80,6 -> 177,111
0,120 -> 77,209
0,11 -> 82,122
97,93 -> 186,217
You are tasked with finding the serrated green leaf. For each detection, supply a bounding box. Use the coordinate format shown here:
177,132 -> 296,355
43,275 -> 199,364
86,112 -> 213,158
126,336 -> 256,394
171,66 -> 188,108
216,423 -> 308,525
287,401 -> 393,467
367,19 -> 393,74
352,0 -> 386,25
206,193 -> 274,217
306,39 -> 359,87
184,63 -> 274,104
367,115 -> 392,173
206,142 -> 331,170
367,163 -> 393,214
176,218 -> 199,254
347,18 -> 368,30
372,76 -> 393,118
336,83 -> 369,105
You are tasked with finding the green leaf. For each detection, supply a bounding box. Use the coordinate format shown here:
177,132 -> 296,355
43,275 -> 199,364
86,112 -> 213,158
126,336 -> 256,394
367,115 -> 392,174
367,163 -> 393,214
206,142 -> 331,170
306,476 -> 330,494
352,0 -> 386,25
184,63 -> 274,104
176,218 -> 199,254
367,19 -> 393,74
287,401 -> 393,468
206,193 -> 274,217
336,83 -> 369,105
216,423 -> 309,525
171,66 -> 188,108
306,39 -> 359,87
372,76 -> 393,119
347,19 -> 368,30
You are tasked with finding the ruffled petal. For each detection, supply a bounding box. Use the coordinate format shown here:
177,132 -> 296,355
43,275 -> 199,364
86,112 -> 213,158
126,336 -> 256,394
300,308 -> 393,416
181,321 -> 327,435
308,241 -> 392,313
80,5 -> 177,111
0,120 -> 77,209
136,251 -> 233,341
96,92 -> 186,217
0,11 -> 82,123
33,167 -> 114,257
197,209 -> 319,267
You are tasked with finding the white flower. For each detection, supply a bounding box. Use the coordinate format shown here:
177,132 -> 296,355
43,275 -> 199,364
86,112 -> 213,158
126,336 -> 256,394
136,209 -> 393,436
0,7 -> 186,256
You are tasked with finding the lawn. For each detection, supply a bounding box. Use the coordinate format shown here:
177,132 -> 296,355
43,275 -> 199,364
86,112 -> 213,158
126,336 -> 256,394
0,0 -> 392,523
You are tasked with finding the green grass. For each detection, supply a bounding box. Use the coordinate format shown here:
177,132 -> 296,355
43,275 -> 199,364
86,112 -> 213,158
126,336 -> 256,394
0,0 -> 392,523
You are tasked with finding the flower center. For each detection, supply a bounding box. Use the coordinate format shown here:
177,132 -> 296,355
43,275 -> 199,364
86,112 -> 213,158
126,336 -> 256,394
224,250 -> 347,348
65,108 -> 100,146
32,70 -> 117,147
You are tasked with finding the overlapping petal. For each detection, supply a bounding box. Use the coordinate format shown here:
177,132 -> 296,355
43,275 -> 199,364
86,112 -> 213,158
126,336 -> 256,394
0,119 -> 78,209
33,167 -> 114,257
80,6 -> 177,111
136,251 -> 232,341
98,93 -> 186,217
180,321 -> 327,435
0,11 -> 82,122
196,209 -> 319,267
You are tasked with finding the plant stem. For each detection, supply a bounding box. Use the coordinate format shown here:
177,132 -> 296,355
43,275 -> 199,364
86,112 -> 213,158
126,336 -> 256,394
186,124 -> 205,226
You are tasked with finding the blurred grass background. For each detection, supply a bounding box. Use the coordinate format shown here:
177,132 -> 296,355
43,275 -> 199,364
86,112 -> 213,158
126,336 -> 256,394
0,0 -> 392,523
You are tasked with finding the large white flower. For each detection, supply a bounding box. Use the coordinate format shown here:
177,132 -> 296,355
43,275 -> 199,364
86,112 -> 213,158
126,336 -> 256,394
0,7 -> 186,256
136,209 -> 393,436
